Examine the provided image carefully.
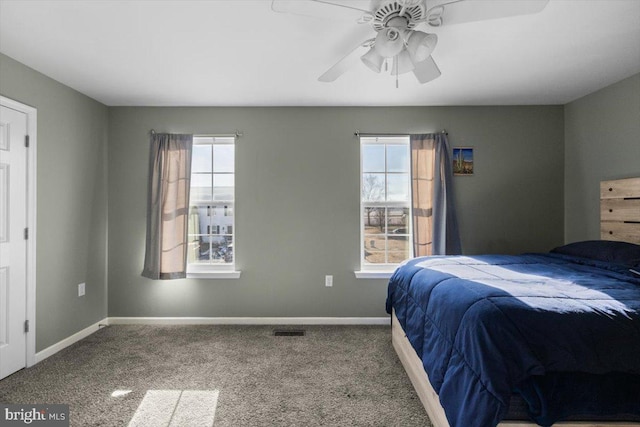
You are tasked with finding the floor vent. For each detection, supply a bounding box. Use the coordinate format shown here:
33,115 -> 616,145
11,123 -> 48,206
273,329 -> 306,337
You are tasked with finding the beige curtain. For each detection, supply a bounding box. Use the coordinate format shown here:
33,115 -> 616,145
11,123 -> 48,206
142,133 -> 193,279
411,133 -> 461,257
411,137 -> 436,257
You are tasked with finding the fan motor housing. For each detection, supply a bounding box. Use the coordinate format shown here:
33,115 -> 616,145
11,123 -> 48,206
372,0 -> 426,31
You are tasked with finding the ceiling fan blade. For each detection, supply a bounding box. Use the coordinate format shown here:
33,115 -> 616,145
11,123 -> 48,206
413,56 -> 441,84
271,0 -> 371,21
425,0 -> 549,27
318,40 -> 373,82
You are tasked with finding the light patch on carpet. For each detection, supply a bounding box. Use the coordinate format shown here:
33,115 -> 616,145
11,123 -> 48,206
170,390 -> 219,426
128,390 -> 219,427
112,389 -> 133,397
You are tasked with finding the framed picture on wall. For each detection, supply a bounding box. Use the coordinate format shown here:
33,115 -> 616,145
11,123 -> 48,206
453,147 -> 474,176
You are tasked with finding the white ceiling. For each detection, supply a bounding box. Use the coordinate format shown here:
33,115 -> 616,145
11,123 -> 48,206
1,0 -> 639,107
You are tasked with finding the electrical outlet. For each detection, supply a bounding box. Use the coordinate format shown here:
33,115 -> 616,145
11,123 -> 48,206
325,275 -> 333,287
78,282 -> 85,297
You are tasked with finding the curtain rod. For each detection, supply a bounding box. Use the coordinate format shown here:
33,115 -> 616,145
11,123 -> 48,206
354,129 -> 448,137
149,129 -> 243,138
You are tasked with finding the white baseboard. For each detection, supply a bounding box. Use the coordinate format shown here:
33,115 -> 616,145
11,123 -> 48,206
33,316 -> 390,364
107,317 -> 391,326
35,318 -> 109,363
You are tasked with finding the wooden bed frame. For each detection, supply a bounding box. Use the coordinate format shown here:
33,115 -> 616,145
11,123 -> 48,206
391,177 -> 640,427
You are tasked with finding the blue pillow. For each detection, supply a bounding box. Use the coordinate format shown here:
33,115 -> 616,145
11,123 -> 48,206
551,240 -> 640,267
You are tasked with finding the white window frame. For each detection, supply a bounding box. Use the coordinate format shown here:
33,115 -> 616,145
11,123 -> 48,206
356,136 -> 412,279
186,135 -> 240,279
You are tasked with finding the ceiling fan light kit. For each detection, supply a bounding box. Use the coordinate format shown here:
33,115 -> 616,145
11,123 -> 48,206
375,27 -> 406,57
361,47 -> 386,73
407,31 -> 437,63
395,50 -> 416,75
413,56 -> 441,84
272,0 -> 550,85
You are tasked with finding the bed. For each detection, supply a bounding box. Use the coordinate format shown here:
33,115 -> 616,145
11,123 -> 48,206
386,177 -> 640,427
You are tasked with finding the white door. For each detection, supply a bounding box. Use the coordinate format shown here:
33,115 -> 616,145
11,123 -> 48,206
0,104 -> 28,379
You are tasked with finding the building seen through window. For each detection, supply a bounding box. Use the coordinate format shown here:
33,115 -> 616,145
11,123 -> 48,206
188,136 -> 235,268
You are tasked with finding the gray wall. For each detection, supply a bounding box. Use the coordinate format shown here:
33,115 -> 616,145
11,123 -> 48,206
108,106 -> 564,317
0,53 -> 109,351
564,73 -> 640,242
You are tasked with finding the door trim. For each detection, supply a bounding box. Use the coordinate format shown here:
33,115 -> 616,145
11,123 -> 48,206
1,96 -> 37,368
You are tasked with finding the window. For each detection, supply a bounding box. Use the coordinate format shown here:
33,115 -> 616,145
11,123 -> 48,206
360,136 -> 412,271
187,136 -> 236,275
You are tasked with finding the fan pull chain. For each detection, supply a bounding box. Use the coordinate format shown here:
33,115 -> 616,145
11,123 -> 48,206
395,55 -> 399,89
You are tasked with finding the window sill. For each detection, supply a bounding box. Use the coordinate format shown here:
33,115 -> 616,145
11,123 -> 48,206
354,271 -> 396,279
186,271 -> 241,279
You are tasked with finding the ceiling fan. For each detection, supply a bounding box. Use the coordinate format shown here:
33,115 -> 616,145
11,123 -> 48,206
272,0 -> 550,85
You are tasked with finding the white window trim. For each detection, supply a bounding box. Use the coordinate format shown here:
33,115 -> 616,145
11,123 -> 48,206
354,270 -> 396,279
357,135 -> 412,277
187,264 -> 241,279
186,270 -> 241,279
187,135 -> 239,279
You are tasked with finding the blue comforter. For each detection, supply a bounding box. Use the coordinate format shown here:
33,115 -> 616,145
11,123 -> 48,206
386,253 -> 640,427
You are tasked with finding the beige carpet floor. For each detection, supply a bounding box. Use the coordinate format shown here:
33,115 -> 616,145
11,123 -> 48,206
0,324 -> 432,426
